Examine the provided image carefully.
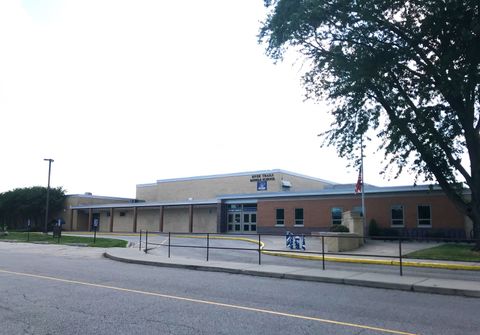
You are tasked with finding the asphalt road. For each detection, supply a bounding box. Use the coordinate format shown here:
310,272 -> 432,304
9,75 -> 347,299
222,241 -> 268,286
0,243 -> 479,335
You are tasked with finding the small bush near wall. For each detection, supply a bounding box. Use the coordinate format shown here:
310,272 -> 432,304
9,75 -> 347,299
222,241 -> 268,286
329,225 -> 350,233
368,219 -> 380,236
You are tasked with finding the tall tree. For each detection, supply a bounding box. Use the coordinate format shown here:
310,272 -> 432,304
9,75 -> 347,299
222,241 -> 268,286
0,187 -> 66,230
259,0 -> 480,246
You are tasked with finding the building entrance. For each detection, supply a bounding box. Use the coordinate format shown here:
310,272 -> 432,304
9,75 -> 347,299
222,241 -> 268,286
226,204 -> 257,233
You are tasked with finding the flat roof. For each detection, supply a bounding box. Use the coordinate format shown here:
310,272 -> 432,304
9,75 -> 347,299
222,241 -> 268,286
217,184 -> 449,200
136,169 -> 337,188
67,194 -> 137,202
71,184 -> 465,210
71,199 -> 218,210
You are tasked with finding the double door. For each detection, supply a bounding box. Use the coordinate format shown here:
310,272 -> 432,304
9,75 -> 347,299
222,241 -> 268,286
227,212 -> 257,233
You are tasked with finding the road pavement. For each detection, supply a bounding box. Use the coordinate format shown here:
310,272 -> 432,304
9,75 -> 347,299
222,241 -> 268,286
61,232 -> 480,297
1,241 -> 479,335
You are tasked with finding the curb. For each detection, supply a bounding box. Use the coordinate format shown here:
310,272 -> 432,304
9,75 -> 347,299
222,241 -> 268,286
103,251 -> 480,298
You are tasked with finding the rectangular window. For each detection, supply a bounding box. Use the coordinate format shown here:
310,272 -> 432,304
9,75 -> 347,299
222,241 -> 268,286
391,205 -> 404,226
417,205 -> 431,226
276,208 -> 284,226
294,208 -> 304,226
331,207 -> 343,225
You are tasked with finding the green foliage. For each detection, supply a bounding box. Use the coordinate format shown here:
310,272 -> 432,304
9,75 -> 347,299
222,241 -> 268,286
259,0 -> 480,241
368,219 -> 380,236
0,187 -> 66,231
329,224 -> 349,232
0,232 -> 127,248
405,244 -> 480,262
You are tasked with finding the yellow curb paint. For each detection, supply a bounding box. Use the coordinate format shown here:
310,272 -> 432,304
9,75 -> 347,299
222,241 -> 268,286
168,235 -> 480,271
0,268 -> 417,335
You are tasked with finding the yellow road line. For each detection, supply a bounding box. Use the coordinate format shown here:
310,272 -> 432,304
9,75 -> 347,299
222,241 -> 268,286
0,268 -> 416,335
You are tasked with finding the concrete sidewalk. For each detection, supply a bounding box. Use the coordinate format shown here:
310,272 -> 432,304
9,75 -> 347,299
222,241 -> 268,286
104,247 -> 480,298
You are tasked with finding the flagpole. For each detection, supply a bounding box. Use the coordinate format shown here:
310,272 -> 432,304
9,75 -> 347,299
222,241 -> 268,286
360,136 -> 366,238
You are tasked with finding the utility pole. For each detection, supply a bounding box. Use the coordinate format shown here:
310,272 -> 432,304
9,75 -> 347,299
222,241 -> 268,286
44,158 -> 54,234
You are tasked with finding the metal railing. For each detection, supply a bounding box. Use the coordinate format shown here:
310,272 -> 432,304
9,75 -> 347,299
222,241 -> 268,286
138,230 -> 480,276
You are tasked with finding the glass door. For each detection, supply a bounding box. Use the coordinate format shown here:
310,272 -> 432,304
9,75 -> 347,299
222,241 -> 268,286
242,213 -> 257,233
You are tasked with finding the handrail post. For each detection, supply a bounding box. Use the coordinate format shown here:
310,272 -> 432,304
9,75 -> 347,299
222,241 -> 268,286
168,231 -> 171,258
322,235 -> 325,270
258,234 -> 261,265
139,230 -> 142,251
206,233 -> 210,261
399,237 -> 403,276
144,230 -> 148,254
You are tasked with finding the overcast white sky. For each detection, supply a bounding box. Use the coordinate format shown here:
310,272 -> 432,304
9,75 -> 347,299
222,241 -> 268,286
0,0 -> 417,198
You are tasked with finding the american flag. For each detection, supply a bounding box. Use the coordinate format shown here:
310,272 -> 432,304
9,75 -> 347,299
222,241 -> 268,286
355,167 -> 362,194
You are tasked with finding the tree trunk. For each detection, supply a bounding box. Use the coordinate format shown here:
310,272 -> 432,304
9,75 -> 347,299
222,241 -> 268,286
472,203 -> 480,251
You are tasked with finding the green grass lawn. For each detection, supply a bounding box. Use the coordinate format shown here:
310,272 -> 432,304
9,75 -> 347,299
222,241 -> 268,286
405,243 -> 480,262
0,231 -> 127,248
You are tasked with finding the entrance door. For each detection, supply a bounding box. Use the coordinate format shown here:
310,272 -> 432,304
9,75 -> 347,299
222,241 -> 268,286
226,204 -> 257,234
242,213 -> 257,233
227,213 -> 242,232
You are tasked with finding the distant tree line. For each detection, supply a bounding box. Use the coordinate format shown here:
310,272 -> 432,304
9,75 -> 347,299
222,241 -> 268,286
0,187 -> 66,231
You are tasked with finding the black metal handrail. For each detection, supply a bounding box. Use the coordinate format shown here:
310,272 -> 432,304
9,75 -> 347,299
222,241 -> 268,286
138,231 -> 480,276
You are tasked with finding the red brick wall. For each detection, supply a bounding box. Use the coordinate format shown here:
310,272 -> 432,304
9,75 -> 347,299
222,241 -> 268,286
257,192 -> 464,230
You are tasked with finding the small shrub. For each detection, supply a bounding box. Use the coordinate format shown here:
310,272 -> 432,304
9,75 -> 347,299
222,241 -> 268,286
368,219 -> 380,236
330,225 -> 350,233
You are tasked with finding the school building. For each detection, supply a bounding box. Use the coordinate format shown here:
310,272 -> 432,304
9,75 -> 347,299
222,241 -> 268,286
59,169 -> 472,238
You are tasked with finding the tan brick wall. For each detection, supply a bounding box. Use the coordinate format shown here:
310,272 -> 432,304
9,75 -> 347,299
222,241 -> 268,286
136,208 -> 160,232
112,210 -> 134,232
163,207 -> 190,232
136,185 -> 158,202
192,206 -> 217,233
61,195 -> 133,231
136,172 -> 332,202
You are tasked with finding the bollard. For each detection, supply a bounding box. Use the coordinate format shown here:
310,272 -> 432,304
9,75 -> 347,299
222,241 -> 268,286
139,230 -> 142,251
322,235 -> 325,270
27,219 -> 31,242
258,234 -> 261,265
399,238 -> 403,276
206,233 -> 210,262
168,232 -> 171,258
144,230 -> 148,254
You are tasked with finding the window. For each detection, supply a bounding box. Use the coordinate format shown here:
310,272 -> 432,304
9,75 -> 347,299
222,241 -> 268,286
276,209 -> 284,226
294,208 -> 304,226
391,205 -> 404,226
417,205 -> 431,226
331,207 -> 343,225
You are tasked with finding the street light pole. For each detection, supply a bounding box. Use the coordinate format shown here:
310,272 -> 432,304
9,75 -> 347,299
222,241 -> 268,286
44,158 -> 54,234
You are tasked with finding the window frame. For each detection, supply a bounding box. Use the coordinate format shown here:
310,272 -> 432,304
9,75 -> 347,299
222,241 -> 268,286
294,208 -> 304,226
275,208 -> 285,226
331,207 -> 343,225
417,204 -> 432,227
390,205 -> 404,227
